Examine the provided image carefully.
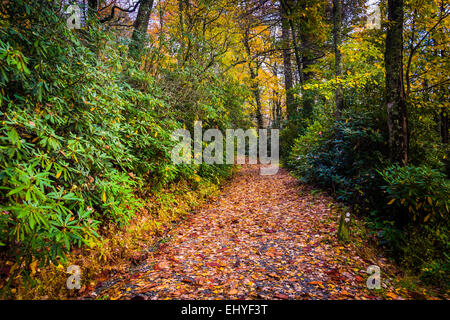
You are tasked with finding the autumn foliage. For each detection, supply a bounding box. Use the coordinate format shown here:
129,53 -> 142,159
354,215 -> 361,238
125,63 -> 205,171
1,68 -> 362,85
0,0 -> 449,298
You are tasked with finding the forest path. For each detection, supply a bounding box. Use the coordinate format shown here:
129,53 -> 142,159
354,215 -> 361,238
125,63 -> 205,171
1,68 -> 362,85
95,164 -> 402,300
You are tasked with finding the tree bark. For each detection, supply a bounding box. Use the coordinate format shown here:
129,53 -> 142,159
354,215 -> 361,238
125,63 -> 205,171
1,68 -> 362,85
87,0 -> 97,19
281,0 -> 304,86
129,0 -> 154,60
441,110 -> 449,144
385,0 -> 408,164
333,0 -> 344,117
436,2 -> 448,145
87,0 -> 97,11
243,30 -> 264,129
290,24 -> 303,86
280,3 -> 295,119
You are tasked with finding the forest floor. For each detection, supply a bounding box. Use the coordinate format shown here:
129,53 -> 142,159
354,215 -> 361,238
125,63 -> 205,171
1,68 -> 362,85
87,164 -> 442,300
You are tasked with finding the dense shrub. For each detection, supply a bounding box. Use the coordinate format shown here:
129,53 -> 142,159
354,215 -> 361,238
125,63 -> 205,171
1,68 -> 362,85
379,165 -> 450,286
281,0 -> 449,290
288,111 -> 386,209
380,165 -> 450,225
279,106 -> 314,159
402,223 -> 450,287
0,0 -> 248,278
288,107 -> 450,287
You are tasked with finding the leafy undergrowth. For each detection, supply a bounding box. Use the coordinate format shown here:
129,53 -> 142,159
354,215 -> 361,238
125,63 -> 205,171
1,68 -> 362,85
0,177 -> 228,299
87,164 -> 446,300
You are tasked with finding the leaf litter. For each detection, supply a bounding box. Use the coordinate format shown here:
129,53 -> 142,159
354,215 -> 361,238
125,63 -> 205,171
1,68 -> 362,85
88,164 -> 442,300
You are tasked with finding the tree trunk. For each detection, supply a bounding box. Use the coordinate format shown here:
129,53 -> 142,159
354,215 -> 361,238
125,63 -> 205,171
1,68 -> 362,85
243,30 -> 264,129
299,34 -> 314,115
385,0 -> 408,164
87,0 -> 97,11
442,110 -> 449,144
87,0 -> 97,19
254,84 -> 264,129
290,25 -> 303,85
333,0 -> 344,117
280,4 -> 295,119
435,3 -> 448,145
129,0 -> 154,60
281,0 -> 304,86
272,89 -> 282,128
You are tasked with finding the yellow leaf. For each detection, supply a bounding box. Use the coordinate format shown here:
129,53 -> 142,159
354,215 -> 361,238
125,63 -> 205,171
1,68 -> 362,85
427,197 -> 432,205
228,289 -> 238,295
102,191 -> 106,202
424,214 -> 431,222
386,292 -> 398,300
387,198 -> 396,205
56,171 -> 62,179
30,260 -> 38,275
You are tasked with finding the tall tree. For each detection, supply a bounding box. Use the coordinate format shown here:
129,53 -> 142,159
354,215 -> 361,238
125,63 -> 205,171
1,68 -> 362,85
385,0 -> 408,164
87,0 -> 97,12
280,2 -> 295,119
243,22 -> 264,128
441,109 -> 448,144
332,0 -> 344,117
281,0 -> 303,84
129,0 -> 155,59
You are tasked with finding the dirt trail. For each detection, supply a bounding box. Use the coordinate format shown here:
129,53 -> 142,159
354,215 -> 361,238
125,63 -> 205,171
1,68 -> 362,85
94,164 -> 403,300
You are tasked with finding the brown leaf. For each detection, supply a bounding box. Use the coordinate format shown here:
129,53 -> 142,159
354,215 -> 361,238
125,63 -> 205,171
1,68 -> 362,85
274,293 -> 289,300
